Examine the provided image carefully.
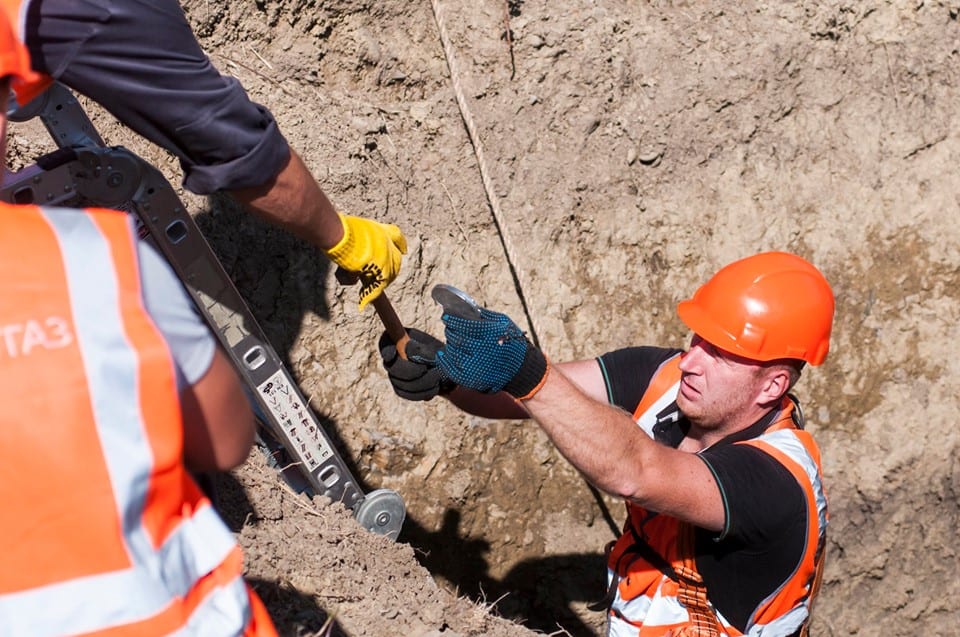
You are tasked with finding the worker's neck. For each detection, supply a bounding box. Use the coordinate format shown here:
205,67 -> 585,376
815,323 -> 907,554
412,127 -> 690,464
680,405 -> 775,452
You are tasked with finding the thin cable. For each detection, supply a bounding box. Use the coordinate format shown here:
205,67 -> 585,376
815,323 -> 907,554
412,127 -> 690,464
429,0 -> 621,539
429,0 -> 543,348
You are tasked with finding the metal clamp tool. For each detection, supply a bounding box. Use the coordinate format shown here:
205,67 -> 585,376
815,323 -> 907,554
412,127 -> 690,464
431,283 -> 482,319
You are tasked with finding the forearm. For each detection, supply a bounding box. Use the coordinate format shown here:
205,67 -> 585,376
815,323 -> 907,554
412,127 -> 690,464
444,386 -> 530,419
229,150 -> 344,250
522,366 -> 654,498
181,348 -> 257,473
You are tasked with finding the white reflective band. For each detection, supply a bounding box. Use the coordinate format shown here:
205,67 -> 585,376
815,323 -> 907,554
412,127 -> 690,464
607,614 -> 641,637
155,504 -> 241,597
634,380 -> 681,437
173,575 -> 253,637
45,209 -> 152,543
758,429 -> 828,533
0,505 -> 238,636
608,572 -> 685,636
13,0 -> 31,37
744,604 -> 807,636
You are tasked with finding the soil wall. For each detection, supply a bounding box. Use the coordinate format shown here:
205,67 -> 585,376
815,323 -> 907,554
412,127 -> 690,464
8,1 -> 959,635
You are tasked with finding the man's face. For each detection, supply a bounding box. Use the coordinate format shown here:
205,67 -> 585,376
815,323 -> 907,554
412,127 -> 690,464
676,334 -> 766,428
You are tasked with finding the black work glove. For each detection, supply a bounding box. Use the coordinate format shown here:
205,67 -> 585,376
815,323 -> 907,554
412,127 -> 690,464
378,328 -> 455,401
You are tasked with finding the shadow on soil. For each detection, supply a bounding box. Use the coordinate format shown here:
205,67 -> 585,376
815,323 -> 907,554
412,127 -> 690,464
215,471 -> 352,637
401,509 -> 608,636
194,200 -> 608,635
215,461 -> 607,637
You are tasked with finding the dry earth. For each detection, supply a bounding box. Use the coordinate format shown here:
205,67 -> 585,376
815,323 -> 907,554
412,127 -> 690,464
8,1 -> 960,635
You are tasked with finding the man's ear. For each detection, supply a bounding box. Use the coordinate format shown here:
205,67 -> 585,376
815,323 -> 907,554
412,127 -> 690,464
758,367 -> 791,406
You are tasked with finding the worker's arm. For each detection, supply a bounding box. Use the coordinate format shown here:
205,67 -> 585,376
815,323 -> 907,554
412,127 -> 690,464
444,358 -> 610,419
229,150 -> 345,251
229,151 -> 407,310
137,239 -> 255,472
436,306 -> 726,532
32,0 -> 405,309
179,347 -> 256,472
522,367 -> 725,531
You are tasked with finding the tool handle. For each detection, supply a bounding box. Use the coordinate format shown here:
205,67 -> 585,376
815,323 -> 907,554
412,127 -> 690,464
372,293 -> 409,360
335,266 -> 409,360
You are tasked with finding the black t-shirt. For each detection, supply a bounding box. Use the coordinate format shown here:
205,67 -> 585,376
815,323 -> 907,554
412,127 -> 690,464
597,346 -> 808,631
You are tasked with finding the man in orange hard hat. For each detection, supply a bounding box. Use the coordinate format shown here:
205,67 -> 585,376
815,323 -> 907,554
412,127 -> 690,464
0,13 -> 278,636
380,252 -> 834,636
2,0 -> 405,312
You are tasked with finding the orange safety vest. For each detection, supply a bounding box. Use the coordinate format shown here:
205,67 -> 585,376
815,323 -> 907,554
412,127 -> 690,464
0,203 -> 277,637
605,354 -> 828,637
0,0 -> 53,104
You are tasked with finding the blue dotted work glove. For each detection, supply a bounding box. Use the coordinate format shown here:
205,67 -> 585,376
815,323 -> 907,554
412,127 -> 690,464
436,307 -> 548,399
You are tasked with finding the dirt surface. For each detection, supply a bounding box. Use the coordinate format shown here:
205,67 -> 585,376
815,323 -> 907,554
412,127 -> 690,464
9,1 -> 960,635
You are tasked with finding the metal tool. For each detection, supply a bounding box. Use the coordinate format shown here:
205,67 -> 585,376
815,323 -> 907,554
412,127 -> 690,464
2,82 -> 406,541
431,283 -> 483,319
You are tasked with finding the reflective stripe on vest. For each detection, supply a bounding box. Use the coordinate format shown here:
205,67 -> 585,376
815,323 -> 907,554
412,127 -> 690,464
0,205 -> 252,636
605,357 -> 826,637
632,355 -> 682,438
739,429 -> 827,633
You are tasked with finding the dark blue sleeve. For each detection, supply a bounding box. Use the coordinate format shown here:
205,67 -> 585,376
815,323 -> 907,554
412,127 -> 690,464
24,0 -> 290,194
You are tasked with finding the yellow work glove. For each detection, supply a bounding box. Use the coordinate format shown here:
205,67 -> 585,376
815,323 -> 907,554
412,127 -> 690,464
324,212 -> 407,311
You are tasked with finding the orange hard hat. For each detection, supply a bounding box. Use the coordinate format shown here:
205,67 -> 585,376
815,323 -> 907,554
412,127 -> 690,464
677,251 -> 835,366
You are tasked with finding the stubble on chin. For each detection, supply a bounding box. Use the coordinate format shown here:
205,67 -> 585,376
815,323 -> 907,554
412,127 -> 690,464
676,392 -> 702,426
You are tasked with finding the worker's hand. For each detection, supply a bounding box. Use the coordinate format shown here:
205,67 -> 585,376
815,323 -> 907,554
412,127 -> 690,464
379,328 -> 453,401
437,306 -> 548,399
325,213 -> 407,311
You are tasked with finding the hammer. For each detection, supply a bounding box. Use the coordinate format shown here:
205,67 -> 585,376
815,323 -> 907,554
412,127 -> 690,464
336,267 -> 409,359
372,293 -> 409,359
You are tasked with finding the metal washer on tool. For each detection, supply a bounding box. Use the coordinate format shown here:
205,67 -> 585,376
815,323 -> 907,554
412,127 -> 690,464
354,488 -> 406,541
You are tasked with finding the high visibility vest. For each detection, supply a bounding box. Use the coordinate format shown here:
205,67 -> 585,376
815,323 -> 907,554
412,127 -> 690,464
0,203 -> 277,637
0,0 -> 53,104
605,354 -> 828,637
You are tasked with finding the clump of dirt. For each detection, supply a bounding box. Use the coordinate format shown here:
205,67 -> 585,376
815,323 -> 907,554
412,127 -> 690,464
9,1 -> 960,635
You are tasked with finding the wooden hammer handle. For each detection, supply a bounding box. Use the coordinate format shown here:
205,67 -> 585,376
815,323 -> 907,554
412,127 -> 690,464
335,266 -> 409,359
372,293 -> 409,359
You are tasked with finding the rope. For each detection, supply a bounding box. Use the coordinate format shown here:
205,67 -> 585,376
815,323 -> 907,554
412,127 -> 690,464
429,0 -> 621,540
428,0 -> 544,348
